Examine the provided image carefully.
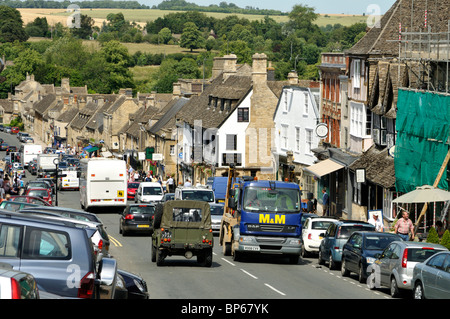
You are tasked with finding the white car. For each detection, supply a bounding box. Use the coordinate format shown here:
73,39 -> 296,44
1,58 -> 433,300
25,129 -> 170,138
301,217 -> 339,257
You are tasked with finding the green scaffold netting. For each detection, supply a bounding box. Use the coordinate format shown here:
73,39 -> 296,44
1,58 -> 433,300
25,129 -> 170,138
395,89 -> 450,193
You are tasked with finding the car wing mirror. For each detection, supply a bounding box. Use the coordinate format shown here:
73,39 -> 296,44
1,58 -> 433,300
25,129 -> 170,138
96,257 -> 118,299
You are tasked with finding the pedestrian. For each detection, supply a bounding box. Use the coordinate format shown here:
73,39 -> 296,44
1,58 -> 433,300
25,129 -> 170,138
306,192 -> 315,213
394,211 -> 415,241
436,221 -> 445,239
321,188 -> 329,216
368,211 -> 384,232
167,175 -> 174,193
184,179 -> 192,187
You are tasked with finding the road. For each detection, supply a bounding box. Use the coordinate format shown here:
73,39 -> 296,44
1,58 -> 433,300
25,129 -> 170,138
2,131 -> 394,303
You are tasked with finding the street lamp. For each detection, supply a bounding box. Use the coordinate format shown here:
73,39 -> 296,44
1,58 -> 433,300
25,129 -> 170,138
53,157 -> 59,206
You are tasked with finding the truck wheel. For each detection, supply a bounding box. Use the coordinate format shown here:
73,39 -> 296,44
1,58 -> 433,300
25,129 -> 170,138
156,248 -> 165,266
153,203 -> 164,229
289,254 -> 299,264
222,242 -> 231,256
200,249 -> 213,267
151,245 -> 156,262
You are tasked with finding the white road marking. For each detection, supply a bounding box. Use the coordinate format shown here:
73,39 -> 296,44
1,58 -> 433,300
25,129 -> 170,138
240,269 -> 258,279
264,283 -> 286,296
221,258 -> 235,266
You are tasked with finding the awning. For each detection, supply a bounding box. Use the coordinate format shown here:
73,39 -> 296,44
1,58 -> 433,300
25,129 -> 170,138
303,159 -> 345,178
86,146 -> 99,153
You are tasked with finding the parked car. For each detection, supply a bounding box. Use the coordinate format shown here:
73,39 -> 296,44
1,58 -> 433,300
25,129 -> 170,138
0,201 -> 41,212
301,217 -> 339,257
340,231 -> 403,283
10,127 -> 19,134
0,210 -> 120,298
0,263 -> 40,299
4,127 -> 11,133
301,212 -> 318,227
119,203 -> 155,236
20,206 -> 110,257
209,202 -> 224,235
0,142 -> 8,151
318,220 -> 375,269
23,137 -> 34,144
117,269 -> 149,299
9,195 -> 53,206
127,182 -> 140,200
412,251 -> 450,299
25,188 -> 52,205
373,241 -> 448,297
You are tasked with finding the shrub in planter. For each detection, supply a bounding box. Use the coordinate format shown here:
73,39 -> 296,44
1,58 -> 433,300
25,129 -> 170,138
426,227 -> 440,244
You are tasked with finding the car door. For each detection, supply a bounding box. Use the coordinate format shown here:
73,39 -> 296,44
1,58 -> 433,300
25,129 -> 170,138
377,243 -> 398,286
0,223 -> 23,269
422,253 -> 448,299
436,255 -> 450,298
321,223 -> 336,260
346,233 -> 362,272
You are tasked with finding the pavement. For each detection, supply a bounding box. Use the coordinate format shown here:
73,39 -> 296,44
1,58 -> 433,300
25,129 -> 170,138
29,132 -> 49,149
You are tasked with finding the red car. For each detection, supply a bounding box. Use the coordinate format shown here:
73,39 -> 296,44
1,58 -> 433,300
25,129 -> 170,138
9,195 -> 53,206
127,182 -> 140,200
11,127 -> 19,134
25,188 -> 53,205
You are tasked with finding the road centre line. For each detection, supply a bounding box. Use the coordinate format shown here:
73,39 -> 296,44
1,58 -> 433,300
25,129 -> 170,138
264,283 -> 286,296
221,257 -> 236,266
240,269 -> 258,279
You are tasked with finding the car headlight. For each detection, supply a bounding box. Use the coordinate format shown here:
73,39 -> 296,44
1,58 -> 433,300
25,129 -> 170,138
133,279 -> 145,293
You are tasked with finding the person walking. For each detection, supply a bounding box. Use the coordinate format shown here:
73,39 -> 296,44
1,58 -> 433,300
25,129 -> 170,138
368,211 -> 384,232
395,211 -> 415,241
321,188 -> 329,216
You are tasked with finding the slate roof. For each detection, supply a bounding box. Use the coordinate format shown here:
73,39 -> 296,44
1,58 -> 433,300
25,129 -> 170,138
148,97 -> 190,135
349,145 -> 395,189
34,94 -> 56,116
0,99 -> 13,113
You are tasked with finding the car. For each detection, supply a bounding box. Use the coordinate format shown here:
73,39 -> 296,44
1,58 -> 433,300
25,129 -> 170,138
318,220 -> 375,270
0,263 -> 40,299
301,212 -> 319,227
373,241 -> 448,297
25,180 -> 53,193
127,182 -> 140,200
23,137 -> 34,144
4,127 -> 11,133
117,269 -> 149,299
35,178 -> 56,194
340,231 -> 403,283
119,203 -> 155,236
12,165 -> 26,178
162,193 -> 175,202
17,209 -> 109,261
151,200 -> 213,267
0,201 -> 41,212
10,127 -> 19,134
25,188 -> 53,205
301,217 -> 339,257
19,206 -> 110,257
0,210 -> 120,298
412,251 -> 450,299
174,186 -> 215,202
209,202 -> 224,235
0,143 -> 8,151
9,195 -> 53,206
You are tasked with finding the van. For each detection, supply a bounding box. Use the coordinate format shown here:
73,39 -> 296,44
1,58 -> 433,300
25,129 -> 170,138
135,182 -> 164,203
175,186 -> 215,203
208,177 -> 240,203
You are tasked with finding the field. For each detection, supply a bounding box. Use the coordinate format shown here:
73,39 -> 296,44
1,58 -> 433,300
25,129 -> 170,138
18,8 -> 367,28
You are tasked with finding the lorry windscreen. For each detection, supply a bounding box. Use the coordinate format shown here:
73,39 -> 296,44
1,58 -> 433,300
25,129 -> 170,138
243,187 -> 300,213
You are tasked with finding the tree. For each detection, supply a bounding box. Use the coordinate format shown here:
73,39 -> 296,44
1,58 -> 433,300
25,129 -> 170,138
180,22 -> 204,52
426,227 -> 440,244
158,27 -> 173,44
0,6 -> 28,43
440,230 -> 450,250
71,14 -> 95,39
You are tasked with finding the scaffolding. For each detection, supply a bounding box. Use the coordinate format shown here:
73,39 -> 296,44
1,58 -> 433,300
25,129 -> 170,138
397,20 -> 450,93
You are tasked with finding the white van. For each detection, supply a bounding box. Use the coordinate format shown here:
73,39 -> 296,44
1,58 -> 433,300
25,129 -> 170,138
174,186 -> 215,203
135,182 -> 164,203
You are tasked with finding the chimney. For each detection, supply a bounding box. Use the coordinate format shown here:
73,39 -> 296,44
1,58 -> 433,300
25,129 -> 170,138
173,82 -> 181,98
212,57 -> 225,79
222,54 -> 237,81
287,71 -> 299,85
252,53 -> 268,88
267,61 -> 275,81
61,78 -> 70,93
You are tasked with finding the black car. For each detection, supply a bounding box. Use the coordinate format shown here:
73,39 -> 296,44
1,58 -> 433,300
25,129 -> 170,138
119,203 -> 155,236
341,231 -> 403,283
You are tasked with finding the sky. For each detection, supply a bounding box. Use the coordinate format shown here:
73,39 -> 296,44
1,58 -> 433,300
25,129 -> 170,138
143,0 -> 397,15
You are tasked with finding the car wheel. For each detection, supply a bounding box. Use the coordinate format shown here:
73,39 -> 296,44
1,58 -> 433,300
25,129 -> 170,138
328,254 -> 336,270
358,263 -> 366,283
318,249 -> 325,265
341,259 -> 350,277
156,248 -> 165,266
413,282 -> 425,299
390,277 -> 400,298
199,249 -> 212,267
151,245 -> 156,262
301,245 -> 309,258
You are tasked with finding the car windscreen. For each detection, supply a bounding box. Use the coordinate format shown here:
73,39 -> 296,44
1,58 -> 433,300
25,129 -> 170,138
28,190 -> 49,198
363,235 -> 399,250
182,190 -> 214,202
129,205 -> 155,215
210,205 -> 224,215
128,183 -> 140,189
142,187 -> 162,195
337,225 -> 374,239
311,220 -> 335,230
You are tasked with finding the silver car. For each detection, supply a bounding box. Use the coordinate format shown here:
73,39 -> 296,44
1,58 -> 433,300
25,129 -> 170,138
209,203 -> 224,235
412,251 -> 450,299
373,241 -> 448,297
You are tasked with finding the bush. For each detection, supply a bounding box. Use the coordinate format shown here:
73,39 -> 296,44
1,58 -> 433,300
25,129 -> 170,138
426,227 -> 440,244
440,230 -> 450,250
